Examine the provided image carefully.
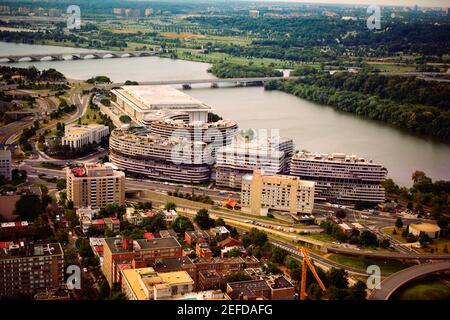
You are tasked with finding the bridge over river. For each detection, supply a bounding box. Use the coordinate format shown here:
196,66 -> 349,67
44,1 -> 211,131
0,50 -> 157,63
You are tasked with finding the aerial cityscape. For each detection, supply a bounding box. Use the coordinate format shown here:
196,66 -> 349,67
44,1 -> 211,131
0,0 -> 449,306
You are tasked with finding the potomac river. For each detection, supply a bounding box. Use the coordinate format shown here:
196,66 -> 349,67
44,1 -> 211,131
1,42 -> 449,186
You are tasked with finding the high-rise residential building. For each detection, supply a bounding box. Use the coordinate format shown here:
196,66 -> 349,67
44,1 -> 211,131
0,242 -> 64,298
0,149 -> 12,181
241,169 -> 315,216
215,136 -> 293,189
62,124 -> 109,149
290,152 -> 388,203
66,163 -> 125,209
102,237 -> 183,286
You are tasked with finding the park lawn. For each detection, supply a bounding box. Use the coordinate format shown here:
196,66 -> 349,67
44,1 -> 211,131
418,237 -> 450,254
365,61 -> 416,72
302,232 -> 337,243
391,277 -> 450,300
325,253 -> 411,274
381,226 -> 408,243
77,107 -> 102,125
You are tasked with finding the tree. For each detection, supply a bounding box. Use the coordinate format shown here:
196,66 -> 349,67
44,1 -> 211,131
395,217 -> 403,229
335,210 -> 346,220
270,246 -> 288,264
380,238 -> 390,249
346,280 -> 367,300
14,194 -> 43,221
164,202 -> 177,211
359,230 -> 379,247
194,209 -> 215,230
224,271 -> 252,284
228,247 -> 241,257
327,268 -> 348,289
242,228 -> 268,248
171,216 -> 194,234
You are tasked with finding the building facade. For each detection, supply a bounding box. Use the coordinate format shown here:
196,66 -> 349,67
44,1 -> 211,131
241,169 -> 315,216
66,163 -> 125,209
215,136 -> 293,189
0,149 -> 12,180
62,124 -> 109,149
109,126 -> 212,183
290,152 -> 388,203
0,243 -> 64,298
102,237 -> 183,286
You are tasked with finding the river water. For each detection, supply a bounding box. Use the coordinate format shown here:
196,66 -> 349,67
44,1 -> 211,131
1,42 -> 449,186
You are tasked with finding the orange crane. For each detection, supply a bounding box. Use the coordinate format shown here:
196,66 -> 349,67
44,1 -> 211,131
298,247 -> 326,300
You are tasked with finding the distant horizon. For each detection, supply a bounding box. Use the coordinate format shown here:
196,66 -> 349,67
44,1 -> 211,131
228,0 -> 450,8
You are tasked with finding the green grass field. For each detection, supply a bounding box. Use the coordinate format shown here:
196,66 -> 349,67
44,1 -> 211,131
325,253 -> 411,274
391,276 -> 450,300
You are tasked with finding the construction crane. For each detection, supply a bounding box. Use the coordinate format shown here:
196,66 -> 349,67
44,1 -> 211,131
298,247 -> 326,300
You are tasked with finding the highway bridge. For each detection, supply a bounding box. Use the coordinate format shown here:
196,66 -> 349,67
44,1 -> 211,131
0,50 -> 157,63
369,261 -> 450,300
99,76 -> 300,89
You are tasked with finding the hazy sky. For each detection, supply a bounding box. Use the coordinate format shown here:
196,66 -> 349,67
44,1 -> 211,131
257,0 -> 450,7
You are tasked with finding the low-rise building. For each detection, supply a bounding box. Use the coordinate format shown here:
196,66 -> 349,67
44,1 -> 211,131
62,124 -> 109,149
226,275 -> 294,300
121,267 -> 194,300
102,237 -> 183,286
184,230 -> 213,246
409,223 -> 441,239
162,209 -> 178,226
211,226 -> 230,239
196,242 -> 213,259
241,169 -> 315,216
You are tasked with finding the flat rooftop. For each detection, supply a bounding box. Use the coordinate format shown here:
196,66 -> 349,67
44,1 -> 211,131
134,237 -> 182,251
0,243 -> 63,260
117,85 -> 211,111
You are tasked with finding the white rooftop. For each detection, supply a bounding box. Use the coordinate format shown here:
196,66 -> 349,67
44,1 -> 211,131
121,85 -> 211,111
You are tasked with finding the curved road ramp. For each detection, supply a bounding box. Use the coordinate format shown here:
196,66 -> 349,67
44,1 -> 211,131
369,261 -> 450,300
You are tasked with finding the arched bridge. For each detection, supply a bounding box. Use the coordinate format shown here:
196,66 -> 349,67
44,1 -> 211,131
369,261 -> 450,300
0,50 -> 157,63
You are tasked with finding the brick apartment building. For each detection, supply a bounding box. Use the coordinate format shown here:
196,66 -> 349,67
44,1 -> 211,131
102,237 -> 183,286
0,242 -> 64,297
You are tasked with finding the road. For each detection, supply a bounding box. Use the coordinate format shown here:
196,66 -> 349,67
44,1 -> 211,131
369,261 -> 450,300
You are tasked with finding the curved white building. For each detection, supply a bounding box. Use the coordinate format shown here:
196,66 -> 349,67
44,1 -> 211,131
109,126 -> 212,183
290,152 -> 388,203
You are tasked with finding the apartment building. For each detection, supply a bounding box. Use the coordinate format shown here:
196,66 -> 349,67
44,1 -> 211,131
215,136 -> 294,189
66,163 -> 125,209
62,124 -> 109,149
0,149 -> 12,180
121,267 -> 194,300
290,152 -> 388,203
0,242 -> 64,298
241,169 -> 315,216
102,237 -> 183,286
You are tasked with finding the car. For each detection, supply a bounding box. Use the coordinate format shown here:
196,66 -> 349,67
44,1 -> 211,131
332,241 -> 341,245
83,267 -> 88,273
